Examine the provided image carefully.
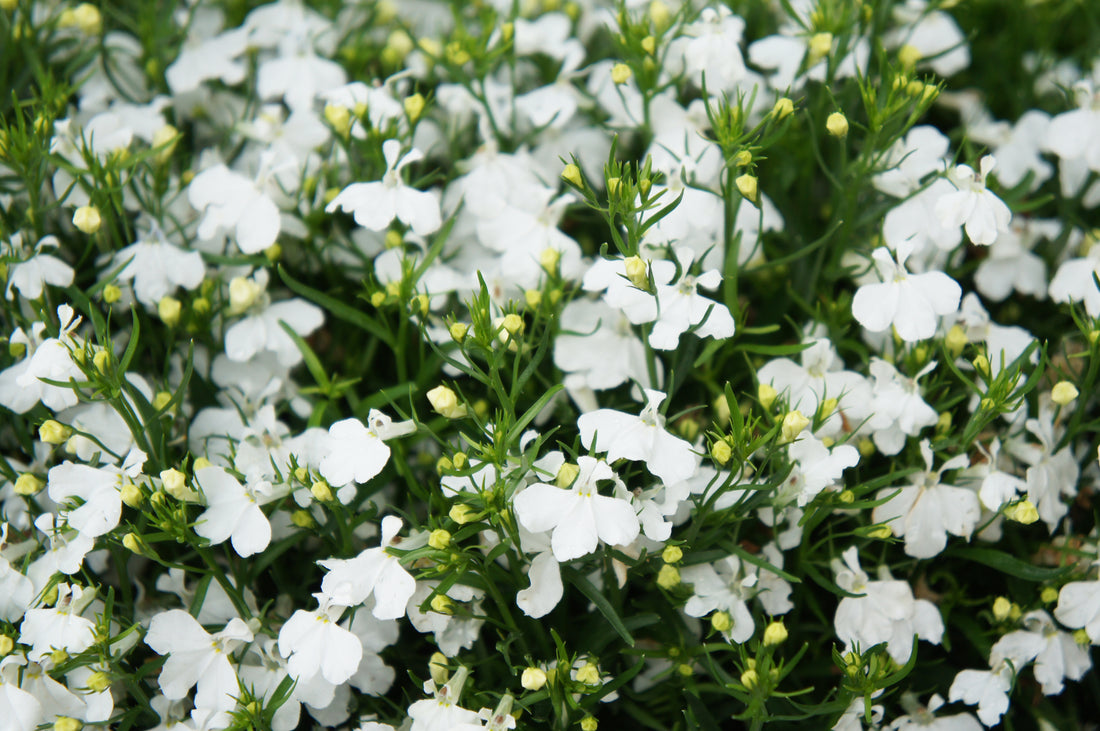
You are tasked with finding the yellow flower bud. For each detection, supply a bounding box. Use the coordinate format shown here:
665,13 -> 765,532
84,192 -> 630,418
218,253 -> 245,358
661,545 -> 683,564
522,666 -> 548,691
763,621 -> 788,646
120,481 -> 143,508
772,97 -> 794,120
1041,586 -> 1059,604
54,717 -> 82,731
194,457 -> 213,471
898,44 -> 922,68
404,93 -> 426,122
428,529 -> 452,550
858,438 -> 876,457
449,322 -> 468,343
610,63 -> 633,85
657,564 -> 680,589
14,473 -> 44,496
1073,628 -> 1091,645
992,596 -> 1012,621
151,124 -> 179,163
1051,381 -> 1079,406
758,382 -> 777,410
575,662 -> 600,685
157,296 -> 182,327
324,104 -> 352,136
152,391 -> 173,412
160,468 -> 199,502
972,354 -> 990,378
429,652 -> 449,685
580,717 -> 598,731
780,410 -> 810,443
501,313 -> 524,336
944,325 -> 968,356
826,112 -> 849,138
449,503 -> 477,524
93,349 -> 110,373
733,150 -> 752,167
556,462 -> 580,488
525,289 -> 542,308
428,385 -> 467,418
624,255 -> 649,290
291,510 -> 315,528
868,525 -> 894,540
808,32 -> 833,64
0,0 -> 17,11
641,36 -> 656,55
430,594 -> 454,614
40,420 -> 71,444
370,291 -> 386,307
648,0 -> 671,32
1004,499 -> 1039,525
102,283 -> 122,304
72,206 -> 101,234
711,611 -> 732,632
740,668 -> 759,689
122,532 -> 145,556
540,247 -> 561,274
310,480 -> 333,502
84,670 -> 111,693
0,635 -> 13,656
735,173 -> 758,204
711,439 -> 732,465
561,163 -> 584,189
838,489 -> 855,504
607,177 -> 621,196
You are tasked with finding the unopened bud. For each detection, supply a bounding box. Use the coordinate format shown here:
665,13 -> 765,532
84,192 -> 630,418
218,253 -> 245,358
624,255 -> 649,290
449,322 -> 468,343
1004,499 -> 1039,524
580,718 -> 598,731
429,652 -> 449,685
610,63 -> 632,85
826,112 -> 849,138
428,385 -> 467,418
428,529 -> 451,550
14,473 -> 44,495
898,44 -> 921,68
780,410 -> 810,443
449,503 -> 477,524
291,510 -> 315,528
735,173 -> 758,204
575,662 -> 600,685
711,439 -> 732,465
657,564 -> 680,589
324,104 -> 351,136
158,296 -> 181,327
992,596 -> 1012,621
661,545 -> 683,564
808,32 -> 833,64
404,93 -> 426,122
556,462 -> 580,488
740,668 -> 759,689
771,97 -> 794,120
85,670 -> 111,693
1051,381 -> 1079,406
1041,586 -> 1059,604
72,206 -> 101,234
758,382 -> 777,410
561,163 -> 583,189
40,420 -> 71,444
763,621 -> 788,646
540,248 -> 561,274
430,594 -> 453,614
711,611 -> 732,632
120,481 -> 143,508
522,666 -> 547,690
310,480 -> 333,502
54,717 -> 82,731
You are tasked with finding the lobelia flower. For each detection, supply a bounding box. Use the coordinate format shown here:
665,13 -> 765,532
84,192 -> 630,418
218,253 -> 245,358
193,465 -> 272,558
647,248 -> 736,351
852,242 -> 961,342
277,595 -> 363,702
1004,396 -> 1079,532
111,229 -> 206,307
4,234 -> 74,300
513,456 -> 640,562
223,269 -> 324,366
934,155 -> 1012,246
680,555 -> 760,643
408,666 -> 482,731
318,515 -> 416,620
948,663 -> 1014,727
873,440 -> 980,559
2,304 -> 84,414
1043,80 -> 1100,174
144,609 -> 254,713
326,139 -> 442,237
864,358 -> 939,455
1054,577 -> 1100,642
833,546 -> 944,664
577,389 -> 699,486
18,583 -> 97,662
188,162 -> 282,255
885,693 -> 982,731
781,433 -> 860,506
318,410 -> 416,502
47,446 -> 146,538
1049,239 -> 1100,317
989,610 -> 1090,696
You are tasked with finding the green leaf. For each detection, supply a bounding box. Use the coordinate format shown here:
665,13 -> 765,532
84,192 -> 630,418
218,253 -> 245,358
279,320 -> 330,392
277,265 -> 394,346
507,383 -> 563,444
561,566 -> 634,647
946,546 -> 1073,582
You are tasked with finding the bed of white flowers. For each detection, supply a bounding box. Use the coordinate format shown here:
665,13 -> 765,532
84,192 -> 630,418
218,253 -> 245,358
2,0 -> 1100,729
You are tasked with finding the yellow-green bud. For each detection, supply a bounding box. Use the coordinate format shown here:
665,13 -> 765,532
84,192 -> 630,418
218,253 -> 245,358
153,391 -> 173,412
657,564 -> 680,589
370,291 -> 386,307
947,326 -> 969,356
580,717 -> 598,731
449,322 -> 468,343
54,717 -> 82,731
607,177 -> 621,196
735,174 -> 758,204
772,97 -> 794,120
972,354 -> 990,378
430,594 -> 454,614
780,410 -> 810,443
648,0 -> 671,31
72,206 -> 101,234
641,36 -> 656,55
449,503 -> 477,524
561,163 -> 584,189
158,296 -> 182,327
501,313 -> 524,336
122,532 -> 144,555
610,63 -> 632,85
522,666 -> 547,691
575,662 -> 600,685
758,382 -> 777,410
992,596 -> 1012,621
1051,381 -> 1079,406
429,651 -> 449,685
1041,586 -> 1059,604
40,420 -> 71,444
740,668 -> 759,689
291,510 -> 315,528
763,620 -> 788,646
102,283 -> 122,304
14,473 -> 44,495
228,276 -> 262,315
310,480 -> 333,502
428,529 -> 451,550
540,247 -> 561,274
624,255 -> 649,290
826,112 -> 849,138
84,670 -> 111,693
838,489 -> 855,504
1073,628 -> 1091,645
711,611 -> 732,632
428,385 -> 467,418
556,462 -> 580,488
898,44 -> 921,68
661,545 -> 682,564
711,439 -> 732,465
120,481 -> 143,508
1004,499 -> 1039,525
92,349 -> 110,373
324,104 -> 351,136
0,635 -> 13,655
404,93 -> 426,122
525,289 -> 542,308
868,525 -> 894,540
808,32 -> 833,64
858,438 -> 875,457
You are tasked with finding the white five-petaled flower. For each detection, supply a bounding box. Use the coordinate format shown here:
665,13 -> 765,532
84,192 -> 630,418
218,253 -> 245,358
318,410 -> 416,500
934,155 -> 1012,246
277,595 -> 363,706
851,243 -> 961,342
512,456 -> 640,562
318,515 -> 416,619
326,139 -> 442,236
193,465 -> 272,558
577,388 -> 699,486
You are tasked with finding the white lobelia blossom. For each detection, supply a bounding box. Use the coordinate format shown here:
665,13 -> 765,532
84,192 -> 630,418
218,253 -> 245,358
934,155 -> 1012,246
1049,239 -> 1100,317
1043,80 -> 1100,174
1,304 -> 84,414
318,515 -> 416,620
144,609 -> 254,713
666,6 -> 747,92
648,248 -> 736,351
4,234 -> 74,300
326,139 -> 442,237
193,465 -> 273,558
973,217 -> 1054,302
47,447 -> 146,538
223,268 -> 324,366
513,456 -> 640,562
680,555 -> 761,643
188,162 -> 282,255
318,410 -> 416,501
553,297 -> 660,401
277,595 -> 363,704
1004,396 -> 1079,533
0,655 -> 45,731
112,229 -> 206,307
864,358 -> 939,456
948,663 -> 1014,728
872,125 -> 951,199
873,440 -> 980,559
577,388 -> 699,486
781,433 -> 860,506
886,693 -> 981,731
852,243 -> 961,342
18,583 -> 97,662
833,546 -> 944,664
1054,578 -> 1100,642
989,610 -> 1091,697
408,666 -> 481,731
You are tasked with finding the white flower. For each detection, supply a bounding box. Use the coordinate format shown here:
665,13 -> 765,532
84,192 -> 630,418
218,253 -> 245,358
1049,243 -> 1100,317
833,547 -> 944,664
326,139 -> 442,236
681,556 -> 759,643
782,434 -> 859,506
408,667 -> 481,731
188,163 -> 281,255
47,447 -> 146,538
113,233 -> 205,306
516,550 -> 563,619
1043,80 -> 1100,173
193,466 -> 272,558
278,597 -> 363,695
318,515 -> 416,620
873,440 -> 979,559
1055,579 -> 1100,642
852,244 -> 961,342
145,609 -> 254,713
577,389 -> 699,486
948,664 -> 1013,727
990,610 -> 1090,696
5,235 -> 74,300
318,411 -> 416,496
223,269 -> 324,366
647,249 -> 736,351
18,583 -> 97,662
865,358 -> 939,456
513,456 -> 640,562
934,156 -> 1012,246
